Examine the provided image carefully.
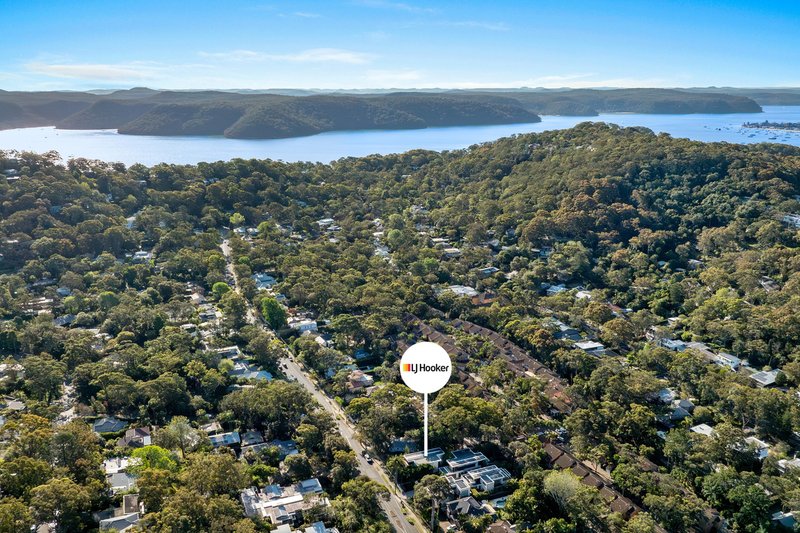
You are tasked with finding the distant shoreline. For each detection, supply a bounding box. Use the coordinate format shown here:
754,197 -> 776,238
743,121 -> 800,132
1,106 -> 799,167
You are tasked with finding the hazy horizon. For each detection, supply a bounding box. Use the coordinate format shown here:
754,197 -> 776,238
5,85 -> 800,94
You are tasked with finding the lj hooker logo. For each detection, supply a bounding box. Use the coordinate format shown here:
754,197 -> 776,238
402,362 -> 450,374
399,342 -> 453,394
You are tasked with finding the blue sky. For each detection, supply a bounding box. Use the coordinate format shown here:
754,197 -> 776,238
1,0 -> 798,90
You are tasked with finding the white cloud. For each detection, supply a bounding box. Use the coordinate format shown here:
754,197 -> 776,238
354,0 -> 437,14
198,50 -> 265,62
17,56 -> 675,92
278,48 -> 374,64
199,48 -> 374,64
25,61 -> 159,81
21,59 -> 219,88
292,11 -> 321,18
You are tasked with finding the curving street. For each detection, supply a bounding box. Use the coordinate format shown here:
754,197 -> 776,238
221,237 -> 424,533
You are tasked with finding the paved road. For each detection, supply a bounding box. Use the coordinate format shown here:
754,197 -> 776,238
281,356 -> 423,533
220,237 -> 423,533
221,239 -> 259,325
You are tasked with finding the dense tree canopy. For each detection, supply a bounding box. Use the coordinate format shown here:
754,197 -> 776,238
2,123 -> 800,531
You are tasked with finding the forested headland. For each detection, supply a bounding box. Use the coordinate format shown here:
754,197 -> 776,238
0,88 -> 763,139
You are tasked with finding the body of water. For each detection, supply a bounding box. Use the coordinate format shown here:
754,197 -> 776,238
1,106 -> 799,166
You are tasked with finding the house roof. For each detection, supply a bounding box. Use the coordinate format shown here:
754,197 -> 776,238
117,426 -> 152,447
103,456 -> 137,475
107,472 -> 137,493
445,496 -> 485,517
544,442 -> 642,520
447,448 -> 488,469
778,457 -> 800,472
579,471 -> 605,488
609,495 -> 635,516
296,478 -> 324,494
388,438 -> 419,454
750,369 -> 779,387
599,486 -> 618,503
93,417 -> 128,433
404,447 -> 444,466
209,431 -> 241,447
690,424 -> 715,437
240,480 -> 328,523
465,464 -> 511,484
98,512 -> 140,532
571,463 -> 589,478
486,521 -> 515,533
575,340 -> 604,351
555,453 -> 577,469
714,352 -> 741,366
242,430 -> 265,446
543,443 -> 564,462
303,522 -> 340,533
670,406 -> 691,420
446,285 -> 478,297
201,421 -> 223,434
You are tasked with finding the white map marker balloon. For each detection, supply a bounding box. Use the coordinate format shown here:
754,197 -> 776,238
400,342 -> 452,456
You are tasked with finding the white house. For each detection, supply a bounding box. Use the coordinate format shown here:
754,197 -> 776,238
713,352 -> 741,370
546,284 -> 567,296
404,448 -> 445,468
103,457 -> 136,475
209,431 -> 241,448
463,464 -> 511,493
253,273 -> 277,290
229,360 -> 273,381
132,251 -> 152,263
216,345 -> 243,359
777,457 -> 800,473
574,340 -> 605,356
241,479 -> 327,525
312,333 -> 333,348
444,285 -> 479,298
690,424 -> 715,437
659,338 -> 687,351
288,318 -> 318,333
744,436 -> 771,460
